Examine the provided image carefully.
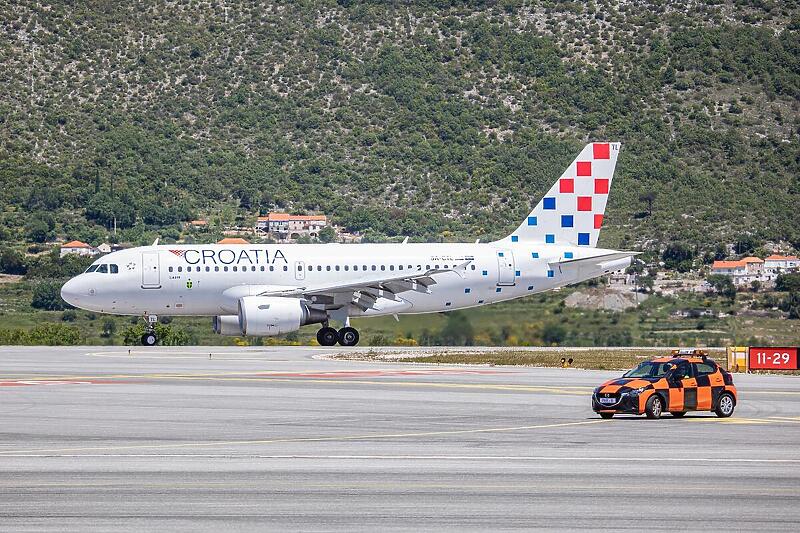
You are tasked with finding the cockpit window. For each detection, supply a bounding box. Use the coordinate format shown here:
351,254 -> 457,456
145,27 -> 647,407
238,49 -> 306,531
86,265 -> 99,273
97,264 -> 108,274
110,264 -> 119,274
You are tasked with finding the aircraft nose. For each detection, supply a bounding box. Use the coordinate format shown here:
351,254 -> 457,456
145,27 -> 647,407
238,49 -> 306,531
60,277 -> 83,308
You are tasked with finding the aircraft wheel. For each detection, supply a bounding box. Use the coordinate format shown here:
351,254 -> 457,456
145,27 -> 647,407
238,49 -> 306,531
337,327 -> 359,347
141,332 -> 157,346
316,327 -> 339,346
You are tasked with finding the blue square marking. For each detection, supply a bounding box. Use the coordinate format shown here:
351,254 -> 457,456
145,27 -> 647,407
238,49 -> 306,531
496,287 -> 502,293
482,270 -> 488,276
498,252 -> 504,257
515,270 -> 521,277
543,197 -> 556,210
545,234 -> 555,244
464,288 -> 471,294
531,252 -> 539,258
561,215 -> 573,228
564,252 -> 573,259
547,270 -> 554,278
511,235 -> 518,243
527,285 -> 534,290
446,302 -> 451,306
578,232 -> 590,246
527,216 -> 537,226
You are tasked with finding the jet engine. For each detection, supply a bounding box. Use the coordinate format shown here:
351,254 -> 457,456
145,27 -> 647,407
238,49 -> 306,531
212,315 -> 243,336
237,296 -> 327,336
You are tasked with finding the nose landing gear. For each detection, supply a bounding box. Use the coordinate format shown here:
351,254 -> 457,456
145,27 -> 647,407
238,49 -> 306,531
316,324 -> 360,346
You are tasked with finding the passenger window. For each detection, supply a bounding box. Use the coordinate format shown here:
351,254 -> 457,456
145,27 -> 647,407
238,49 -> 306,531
97,264 -> 108,273
363,265 -> 367,270
233,266 -> 238,272
399,265 -> 403,270
344,266 -> 349,271
317,266 -> 322,271
694,362 -> 716,375
110,264 -> 119,274
353,266 -> 358,271
251,266 -> 256,272
206,266 -> 210,272
390,265 -> 394,271
371,265 -> 376,271
426,265 -> 430,269
471,265 -> 476,270
215,266 -> 220,272
283,266 -> 288,271
269,266 -> 274,272
223,266 -> 228,272
168,266 -> 174,273
260,266 -> 265,272
308,265 -> 313,271
335,266 -> 340,271
381,265 -> 385,271
326,266 -> 331,271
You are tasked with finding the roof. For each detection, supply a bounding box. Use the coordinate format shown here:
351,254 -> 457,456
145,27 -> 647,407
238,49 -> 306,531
62,240 -> 92,249
217,237 -> 250,244
712,257 -> 763,269
189,220 -> 207,225
258,213 -> 327,222
765,254 -> 799,261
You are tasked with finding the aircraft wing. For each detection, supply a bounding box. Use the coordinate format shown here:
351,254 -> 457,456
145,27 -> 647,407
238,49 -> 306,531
257,262 -> 471,311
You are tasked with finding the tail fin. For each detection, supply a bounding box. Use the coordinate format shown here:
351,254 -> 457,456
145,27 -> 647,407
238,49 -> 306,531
499,142 -> 621,248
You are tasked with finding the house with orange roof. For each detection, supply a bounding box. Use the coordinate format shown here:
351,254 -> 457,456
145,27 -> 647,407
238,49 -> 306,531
217,237 -> 250,245
763,254 -> 799,281
59,240 -> 99,258
711,256 -> 764,286
256,212 -> 328,240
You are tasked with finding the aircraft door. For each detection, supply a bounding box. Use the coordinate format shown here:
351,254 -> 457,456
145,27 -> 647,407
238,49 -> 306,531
141,251 -> 161,289
496,249 -> 516,286
294,260 -> 306,281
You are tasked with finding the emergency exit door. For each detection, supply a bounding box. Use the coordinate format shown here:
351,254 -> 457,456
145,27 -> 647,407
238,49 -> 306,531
141,251 -> 161,289
496,250 -> 516,286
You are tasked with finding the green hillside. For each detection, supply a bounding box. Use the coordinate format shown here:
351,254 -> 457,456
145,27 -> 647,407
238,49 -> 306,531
1,1 -> 798,250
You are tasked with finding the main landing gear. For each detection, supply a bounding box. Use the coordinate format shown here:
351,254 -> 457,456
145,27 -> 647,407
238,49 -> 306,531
316,325 -> 360,347
140,314 -> 158,346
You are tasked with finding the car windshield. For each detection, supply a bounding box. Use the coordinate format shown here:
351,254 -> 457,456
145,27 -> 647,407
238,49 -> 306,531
623,361 -> 673,378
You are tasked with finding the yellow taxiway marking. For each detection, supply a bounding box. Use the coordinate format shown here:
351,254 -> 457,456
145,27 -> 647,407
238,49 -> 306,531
0,420 -> 606,456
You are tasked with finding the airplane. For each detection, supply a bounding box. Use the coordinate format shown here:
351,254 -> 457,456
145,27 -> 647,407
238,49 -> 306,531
61,142 -> 635,346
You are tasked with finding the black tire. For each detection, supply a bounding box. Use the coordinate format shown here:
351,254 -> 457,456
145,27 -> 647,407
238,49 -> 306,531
599,412 -> 614,419
316,327 -> 338,347
337,327 -> 359,347
141,332 -> 157,346
645,394 -> 664,419
715,392 -> 735,418
670,411 -> 686,418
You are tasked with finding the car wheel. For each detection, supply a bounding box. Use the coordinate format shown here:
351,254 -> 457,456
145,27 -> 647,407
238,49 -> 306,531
715,392 -> 735,418
645,394 -> 663,419
599,412 -> 614,419
670,411 -> 686,418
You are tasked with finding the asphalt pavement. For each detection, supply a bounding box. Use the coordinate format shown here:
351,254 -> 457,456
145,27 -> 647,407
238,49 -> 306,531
1,346 -> 799,531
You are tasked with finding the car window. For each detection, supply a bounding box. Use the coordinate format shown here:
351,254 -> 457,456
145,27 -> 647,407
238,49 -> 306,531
694,362 -> 716,375
673,362 -> 693,380
623,361 -> 673,378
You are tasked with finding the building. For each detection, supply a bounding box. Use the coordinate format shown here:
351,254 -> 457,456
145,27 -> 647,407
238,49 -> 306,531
96,243 -> 112,254
763,255 -> 799,281
188,220 -> 208,230
60,240 -> 98,258
711,256 -> 764,286
217,237 -> 250,245
256,213 -> 328,240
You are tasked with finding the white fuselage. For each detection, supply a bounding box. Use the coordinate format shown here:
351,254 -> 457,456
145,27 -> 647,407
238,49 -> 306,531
60,242 -> 630,318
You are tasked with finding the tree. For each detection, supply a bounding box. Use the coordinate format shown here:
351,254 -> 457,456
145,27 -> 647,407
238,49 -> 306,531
31,281 -> 71,311
25,218 -> 51,243
438,312 -> 474,345
0,248 -> 27,275
318,226 -> 336,243
707,274 -> 737,303
775,273 -> 800,293
662,243 -> 694,272
542,323 -> 566,345
639,191 -> 656,216
781,292 -> 800,319
101,318 -> 117,338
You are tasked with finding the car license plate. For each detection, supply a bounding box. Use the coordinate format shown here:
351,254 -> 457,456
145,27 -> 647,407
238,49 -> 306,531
599,397 -> 616,405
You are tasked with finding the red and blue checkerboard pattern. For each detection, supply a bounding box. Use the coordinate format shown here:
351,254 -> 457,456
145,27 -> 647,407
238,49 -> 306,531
504,142 -> 620,248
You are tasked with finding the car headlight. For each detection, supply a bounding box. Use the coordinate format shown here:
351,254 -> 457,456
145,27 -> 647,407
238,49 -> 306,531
632,387 -> 647,394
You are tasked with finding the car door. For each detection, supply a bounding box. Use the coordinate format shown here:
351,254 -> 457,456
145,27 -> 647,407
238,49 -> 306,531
693,361 -> 719,410
679,362 -> 698,411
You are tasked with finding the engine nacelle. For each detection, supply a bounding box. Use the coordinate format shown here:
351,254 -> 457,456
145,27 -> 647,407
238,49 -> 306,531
237,296 -> 327,336
212,315 -> 243,336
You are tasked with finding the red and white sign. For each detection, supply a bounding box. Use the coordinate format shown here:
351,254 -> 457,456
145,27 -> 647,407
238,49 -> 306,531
748,347 -> 798,370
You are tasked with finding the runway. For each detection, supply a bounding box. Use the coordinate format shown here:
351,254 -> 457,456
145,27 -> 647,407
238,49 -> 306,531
1,346 -> 799,531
